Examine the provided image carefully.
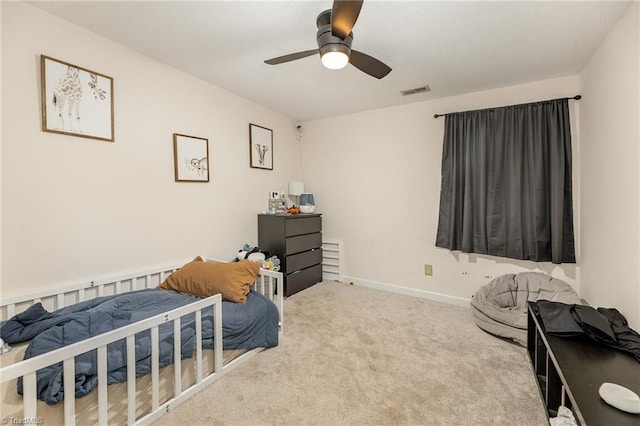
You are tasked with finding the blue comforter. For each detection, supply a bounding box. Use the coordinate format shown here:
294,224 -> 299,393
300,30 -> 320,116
0,289 -> 279,404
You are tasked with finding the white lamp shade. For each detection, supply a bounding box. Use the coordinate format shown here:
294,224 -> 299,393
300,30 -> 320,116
288,181 -> 304,196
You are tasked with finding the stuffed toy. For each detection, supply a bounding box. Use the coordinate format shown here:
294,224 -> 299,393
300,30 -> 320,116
262,255 -> 281,272
236,243 -> 266,263
233,244 -> 280,271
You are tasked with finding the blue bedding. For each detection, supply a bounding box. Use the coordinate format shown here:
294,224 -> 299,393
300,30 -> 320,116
0,288 -> 279,404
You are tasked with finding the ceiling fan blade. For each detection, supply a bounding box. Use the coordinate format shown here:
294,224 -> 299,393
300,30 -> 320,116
264,49 -> 318,65
331,0 -> 363,39
350,50 -> 392,79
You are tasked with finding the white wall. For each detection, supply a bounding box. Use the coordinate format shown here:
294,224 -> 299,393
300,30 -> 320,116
0,1 -> 3,290
302,76 -> 580,303
3,2 -> 637,329
579,3 -> 639,330
1,2 -> 300,296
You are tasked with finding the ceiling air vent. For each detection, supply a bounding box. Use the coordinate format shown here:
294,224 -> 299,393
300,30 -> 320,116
400,85 -> 431,96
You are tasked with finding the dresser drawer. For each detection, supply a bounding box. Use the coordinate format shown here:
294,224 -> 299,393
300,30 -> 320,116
285,216 -> 322,237
285,232 -> 322,255
286,264 -> 323,296
287,248 -> 322,272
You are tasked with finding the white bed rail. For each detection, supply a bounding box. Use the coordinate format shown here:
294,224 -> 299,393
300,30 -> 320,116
1,294 -> 222,426
0,264 -> 181,321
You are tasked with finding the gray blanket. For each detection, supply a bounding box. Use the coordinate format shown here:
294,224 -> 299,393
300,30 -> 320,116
0,288 -> 278,404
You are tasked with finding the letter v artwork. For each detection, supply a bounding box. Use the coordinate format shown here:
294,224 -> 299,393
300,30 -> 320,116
249,123 -> 273,170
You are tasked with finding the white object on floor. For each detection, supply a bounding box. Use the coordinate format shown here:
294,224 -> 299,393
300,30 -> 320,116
0,338 -> 11,354
599,382 -> 640,414
549,406 -> 577,426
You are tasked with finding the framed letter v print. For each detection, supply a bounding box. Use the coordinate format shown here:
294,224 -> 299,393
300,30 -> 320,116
41,55 -> 114,142
173,133 -> 209,182
249,123 -> 273,170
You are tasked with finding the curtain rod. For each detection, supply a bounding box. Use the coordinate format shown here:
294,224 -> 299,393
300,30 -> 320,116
433,95 -> 582,118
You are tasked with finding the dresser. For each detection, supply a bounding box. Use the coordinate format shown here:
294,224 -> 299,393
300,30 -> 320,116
258,214 -> 322,296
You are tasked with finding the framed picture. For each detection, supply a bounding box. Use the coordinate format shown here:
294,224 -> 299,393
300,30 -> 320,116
41,55 -> 114,142
249,123 -> 273,170
173,133 -> 209,182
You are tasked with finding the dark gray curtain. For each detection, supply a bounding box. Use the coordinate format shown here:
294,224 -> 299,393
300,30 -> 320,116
435,98 -> 575,264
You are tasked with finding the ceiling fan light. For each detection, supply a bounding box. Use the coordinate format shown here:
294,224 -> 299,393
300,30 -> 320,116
321,51 -> 349,69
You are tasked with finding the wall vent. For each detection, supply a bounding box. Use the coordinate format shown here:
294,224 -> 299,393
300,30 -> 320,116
400,85 -> 431,96
322,239 -> 344,282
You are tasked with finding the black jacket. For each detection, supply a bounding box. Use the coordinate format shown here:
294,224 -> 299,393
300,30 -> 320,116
537,300 -> 640,362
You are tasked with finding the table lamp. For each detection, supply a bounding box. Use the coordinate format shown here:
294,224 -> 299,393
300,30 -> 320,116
288,181 -> 304,206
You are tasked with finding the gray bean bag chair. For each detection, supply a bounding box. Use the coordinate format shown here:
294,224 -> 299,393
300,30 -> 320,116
471,272 -> 582,345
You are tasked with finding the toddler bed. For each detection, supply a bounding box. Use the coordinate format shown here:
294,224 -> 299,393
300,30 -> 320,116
0,257 -> 283,425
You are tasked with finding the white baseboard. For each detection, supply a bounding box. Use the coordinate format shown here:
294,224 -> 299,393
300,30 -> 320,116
342,275 -> 471,308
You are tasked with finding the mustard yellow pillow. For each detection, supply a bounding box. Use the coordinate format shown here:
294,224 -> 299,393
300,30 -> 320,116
159,257 -> 260,303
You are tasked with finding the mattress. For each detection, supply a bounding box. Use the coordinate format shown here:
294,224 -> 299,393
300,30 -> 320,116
0,341 -> 246,424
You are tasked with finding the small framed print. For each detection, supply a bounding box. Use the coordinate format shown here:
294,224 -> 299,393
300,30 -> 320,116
249,123 -> 273,170
41,55 -> 114,142
173,133 -> 209,182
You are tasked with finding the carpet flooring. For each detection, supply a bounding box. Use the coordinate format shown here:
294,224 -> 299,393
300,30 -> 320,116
153,281 -> 548,426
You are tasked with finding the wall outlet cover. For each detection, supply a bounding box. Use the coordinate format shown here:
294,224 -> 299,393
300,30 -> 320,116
424,264 -> 433,276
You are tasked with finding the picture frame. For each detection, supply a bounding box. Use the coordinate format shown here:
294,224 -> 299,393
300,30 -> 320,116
249,123 -> 273,170
173,133 -> 210,182
41,55 -> 114,142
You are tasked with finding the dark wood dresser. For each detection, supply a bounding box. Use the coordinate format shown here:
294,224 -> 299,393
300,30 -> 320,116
258,214 -> 322,296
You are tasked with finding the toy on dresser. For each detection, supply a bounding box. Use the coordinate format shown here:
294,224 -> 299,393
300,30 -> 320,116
234,244 -> 281,271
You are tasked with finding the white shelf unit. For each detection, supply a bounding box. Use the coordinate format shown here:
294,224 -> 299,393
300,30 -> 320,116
322,239 -> 344,282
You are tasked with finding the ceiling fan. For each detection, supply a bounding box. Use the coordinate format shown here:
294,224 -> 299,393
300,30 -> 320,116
264,0 -> 392,79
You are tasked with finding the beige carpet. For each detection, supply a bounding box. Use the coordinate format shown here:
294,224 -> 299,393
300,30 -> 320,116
154,281 -> 548,426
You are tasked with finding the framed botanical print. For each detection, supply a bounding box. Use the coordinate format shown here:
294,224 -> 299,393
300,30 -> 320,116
249,123 -> 273,170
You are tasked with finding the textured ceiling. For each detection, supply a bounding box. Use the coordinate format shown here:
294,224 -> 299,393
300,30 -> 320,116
30,1 -> 631,121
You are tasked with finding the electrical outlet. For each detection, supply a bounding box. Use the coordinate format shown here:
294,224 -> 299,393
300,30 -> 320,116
424,264 -> 433,276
